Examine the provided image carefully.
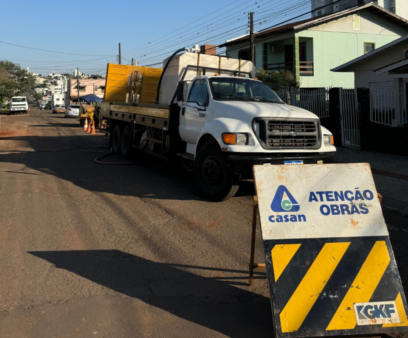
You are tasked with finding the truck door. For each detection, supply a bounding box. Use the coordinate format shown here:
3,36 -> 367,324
179,79 -> 208,145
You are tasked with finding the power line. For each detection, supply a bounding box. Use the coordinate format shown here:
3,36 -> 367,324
122,0 -> 267,60
0,40 -> 114,57
136,0 -> 311,66
121,0 -> 258,58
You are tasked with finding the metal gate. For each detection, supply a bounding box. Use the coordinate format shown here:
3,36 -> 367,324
339,88 -> 360,149
276,87 -> 330,118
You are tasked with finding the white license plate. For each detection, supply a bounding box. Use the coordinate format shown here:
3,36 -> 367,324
284,160 -> 303,165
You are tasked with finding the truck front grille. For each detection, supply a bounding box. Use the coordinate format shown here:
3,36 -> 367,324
253,118 -> 321,150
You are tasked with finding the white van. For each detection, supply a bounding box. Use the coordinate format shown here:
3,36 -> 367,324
10,96 -> 29,114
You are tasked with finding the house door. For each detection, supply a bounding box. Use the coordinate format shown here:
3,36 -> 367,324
284,44 -> 293,72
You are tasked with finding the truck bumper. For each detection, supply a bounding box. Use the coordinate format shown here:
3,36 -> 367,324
227,152 -> 335,177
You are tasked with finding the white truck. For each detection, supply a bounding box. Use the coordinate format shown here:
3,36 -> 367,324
10,96 -> 29,114
51,93 -> 65,113
101,46 -> 335,201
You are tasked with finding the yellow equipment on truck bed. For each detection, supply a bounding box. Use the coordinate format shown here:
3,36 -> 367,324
103,63 -> 163,104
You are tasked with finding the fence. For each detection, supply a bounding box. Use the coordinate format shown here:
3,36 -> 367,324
370,87 -> 407,127
339,88 -> 360,149
275,87 -> 330,118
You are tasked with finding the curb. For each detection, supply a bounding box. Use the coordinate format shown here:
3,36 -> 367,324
382,205 -> 408,217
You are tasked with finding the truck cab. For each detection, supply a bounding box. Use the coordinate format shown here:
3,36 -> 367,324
177,74 -> 335,200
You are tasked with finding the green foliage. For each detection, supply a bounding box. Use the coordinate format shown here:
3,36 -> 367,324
45,101 -> 51,110
255,68 -> 298,91
0,60 -> 36,99
34,93 -> 43,101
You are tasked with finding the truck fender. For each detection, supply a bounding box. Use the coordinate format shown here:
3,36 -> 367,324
195,117 -> 254,157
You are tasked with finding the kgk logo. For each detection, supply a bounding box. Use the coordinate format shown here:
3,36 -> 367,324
354,301 -> 400,325
271,185 -> 300,212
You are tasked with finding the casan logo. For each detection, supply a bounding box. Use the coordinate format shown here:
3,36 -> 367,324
354,301 -> 400,326
271,185 -> 300,212
269,185 -> 306,223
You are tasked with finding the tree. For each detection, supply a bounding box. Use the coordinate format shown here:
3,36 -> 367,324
0,61 -> 36,99
255,68 -> 298,91
34,93 -> 43,101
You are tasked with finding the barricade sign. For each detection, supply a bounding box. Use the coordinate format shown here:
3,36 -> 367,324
253,163 -> 408,337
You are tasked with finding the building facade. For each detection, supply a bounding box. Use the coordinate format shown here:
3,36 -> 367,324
66,79 -> 106,106
221,3 -> 408,88
311,0 -> 408,20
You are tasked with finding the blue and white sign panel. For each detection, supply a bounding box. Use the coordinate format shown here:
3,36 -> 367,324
255,163 -> 388,240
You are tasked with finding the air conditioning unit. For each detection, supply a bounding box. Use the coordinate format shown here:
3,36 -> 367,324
271,46 -> 283,53
404,49 -> 408,59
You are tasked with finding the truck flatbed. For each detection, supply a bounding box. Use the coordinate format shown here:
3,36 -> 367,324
101,102 -> 170,122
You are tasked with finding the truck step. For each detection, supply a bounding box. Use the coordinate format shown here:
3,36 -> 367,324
177,152 -> 194,161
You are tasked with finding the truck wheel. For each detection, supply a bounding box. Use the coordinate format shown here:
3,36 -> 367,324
112,125 -> 122,154
194,145 -> 239,201
121,125 -> 132,158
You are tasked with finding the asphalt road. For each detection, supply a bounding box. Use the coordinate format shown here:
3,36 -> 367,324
0,109 -> 407,338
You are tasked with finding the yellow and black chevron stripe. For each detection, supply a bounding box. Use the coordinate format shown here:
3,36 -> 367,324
264,237 -> 408,337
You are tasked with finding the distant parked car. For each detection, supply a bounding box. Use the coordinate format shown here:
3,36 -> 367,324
65,104 -> 80,118
10,96 -> 29,114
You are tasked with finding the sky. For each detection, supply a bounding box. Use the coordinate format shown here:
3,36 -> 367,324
0,0 -> 312,75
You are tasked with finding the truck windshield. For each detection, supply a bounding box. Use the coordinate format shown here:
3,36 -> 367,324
209,78 -> 283,103
12,98 -> 26,102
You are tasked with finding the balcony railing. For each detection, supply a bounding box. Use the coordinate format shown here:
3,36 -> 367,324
265,61 -> 314,75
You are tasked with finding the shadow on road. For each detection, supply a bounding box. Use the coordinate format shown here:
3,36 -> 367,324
29,250 -> 271,337
0,134 -> 256,201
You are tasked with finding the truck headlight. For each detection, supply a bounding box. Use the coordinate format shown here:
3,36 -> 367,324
324,134 -> 334,145
222,133 -> 248,145
236,133 -> 247,145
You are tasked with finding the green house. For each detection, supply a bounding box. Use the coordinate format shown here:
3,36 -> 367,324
220,3 -> 408,88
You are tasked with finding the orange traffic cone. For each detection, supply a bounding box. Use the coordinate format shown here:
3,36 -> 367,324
90,121 -> 96,135
86,120 -> 92,133
83,118 -> 88,131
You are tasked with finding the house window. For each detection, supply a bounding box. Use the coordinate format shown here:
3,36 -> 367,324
317,10 -> 322,16
238,48 -> 251,61
100,86 -> 105,93
262,43 -> 268,69
365,43 -> 375,54
79,86 -> 86,92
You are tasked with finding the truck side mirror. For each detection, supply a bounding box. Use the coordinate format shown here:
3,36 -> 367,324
177,82 -> 185,102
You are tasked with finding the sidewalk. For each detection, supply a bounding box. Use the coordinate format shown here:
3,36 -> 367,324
335,147 -> 408,212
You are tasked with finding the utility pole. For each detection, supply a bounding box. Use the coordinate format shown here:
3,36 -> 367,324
131,58 -> 134,66
249,12 -> 255,64
76,68 -> 79,104
118,43 -> 121,65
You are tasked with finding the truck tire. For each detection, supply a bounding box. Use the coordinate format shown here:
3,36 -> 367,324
194,145 -> 239,201
121,125 -> 132,158
112,125 -> 122,154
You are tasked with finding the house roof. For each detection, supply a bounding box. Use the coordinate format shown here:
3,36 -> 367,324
374,58 -> 408,74
332,35 -> 408,72
219,3 -> 408,48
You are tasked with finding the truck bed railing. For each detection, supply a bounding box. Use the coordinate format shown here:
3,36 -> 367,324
179,65 -> 252,81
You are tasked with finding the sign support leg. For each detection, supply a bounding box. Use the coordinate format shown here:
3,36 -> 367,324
249,196 -> 265,286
